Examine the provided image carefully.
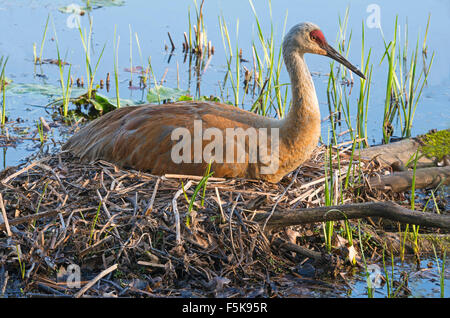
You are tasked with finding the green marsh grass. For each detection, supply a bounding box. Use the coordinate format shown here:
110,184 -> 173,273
191,0 -> 208,56
182,162 -> 214,227
34,14 -> 50,65
129,24 -> 133,85
147,57 -> 162,104
356,22 -> 373,147
326,8 -> 374,147
381,15 -> 434,143
78,17 -> 106,100
382,245 -> 394,297
327,10 -> 354,143
113,25 -> 121,108
323,143 -> 335,253
52,21 -> 73,118
432,244 -> 446,298
0,56 -> 8,126
218,0 -> 288,116
399,150 -> 420,260
358,220 -> 374,298
89,200 -> 102,246
218,16 -> 240,106
248,0 -> 288,118
37,120 -> 45,144
410,151 -> 420,253
135,32 -> 150,87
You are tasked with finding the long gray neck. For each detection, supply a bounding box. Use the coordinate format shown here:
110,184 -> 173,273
280,51 -> 321,140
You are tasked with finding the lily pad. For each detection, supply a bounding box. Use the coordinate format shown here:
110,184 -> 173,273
72,91 -> 140,111
85,0 -> 125,7
59,0 -> 125,13
147,86 -> 189,104
5,83 -> 85,98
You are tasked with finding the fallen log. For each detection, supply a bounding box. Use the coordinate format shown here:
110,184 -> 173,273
272,237 -> 325,261
358,138 -> 434,168
255,202 -> 450,230
367,166 -> 450,192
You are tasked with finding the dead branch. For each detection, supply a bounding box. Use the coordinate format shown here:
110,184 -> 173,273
0,210 -> 66,231
74,264 -> 118,298
367,166 -> 450,192
255,202 -> 450,230
358,138 -> 434,168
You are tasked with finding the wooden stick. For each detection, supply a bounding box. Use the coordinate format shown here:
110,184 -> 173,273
358,138 -> 435,167
215,187 -> 226,222
1,159 -> 44,184
367,166 -> 450,192
0,210 -> 69,231
272,238 -> 326,262
254,202 -> 450,230
167,32 -> 176,51
164,173 -> 226,182
145,177 -> 160,215
74,264 -> 118,298
0,193 -> 11,236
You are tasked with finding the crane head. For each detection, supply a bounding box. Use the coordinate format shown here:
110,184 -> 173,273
283,22 -> 366,79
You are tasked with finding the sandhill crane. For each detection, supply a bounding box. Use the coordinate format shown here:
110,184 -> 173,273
63,22 -> 365,183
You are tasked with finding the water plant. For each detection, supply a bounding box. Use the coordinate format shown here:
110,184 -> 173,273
0,56 -> 8,126
113,25 -> 121,108
432,244 -> 446,298
182,161 -> 214,227
358,220 -> 374,298
37,120 -> 45,144
34,14 -> 50,65
184,0 -> 209,56
78,17 -> 106,100
419,129 -> 450,161
248,0 -> 288,118
89,200 -> 102,246
381,15 -> 434,143
52,21 -> 73,118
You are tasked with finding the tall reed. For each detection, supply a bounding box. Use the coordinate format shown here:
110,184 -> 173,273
52,20 -> 73,118
78,17 -> 106,100
248,0 -> 288,118
0,56 -> 8,126
113,25 -> 121,108
34,14 -> 50,65
381,15 -> 434,143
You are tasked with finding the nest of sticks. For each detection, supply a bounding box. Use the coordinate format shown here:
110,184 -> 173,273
0,145 -> 448,297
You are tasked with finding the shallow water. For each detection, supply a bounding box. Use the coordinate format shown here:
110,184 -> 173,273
348,258 -> 450,298
0,0 -> 448,297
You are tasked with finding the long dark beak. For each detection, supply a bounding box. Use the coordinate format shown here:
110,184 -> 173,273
325,44 -> 365,79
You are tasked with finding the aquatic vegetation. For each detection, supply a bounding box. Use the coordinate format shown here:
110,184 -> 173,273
0,56 -> 8,126
113,25 -> 121,108
184,0 -> 210,56
59,0 -> 125,13
419,129 -> 450,161
33,14 -> 50,65
218,0 -> 288,117
147,87 -> 189,104
248,0 -> 288,118
77,17 -> 106,100
381,15 -> 434,143
4,83 -> 84,98
52,19 -> 73,118
182,161 -> 214,227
